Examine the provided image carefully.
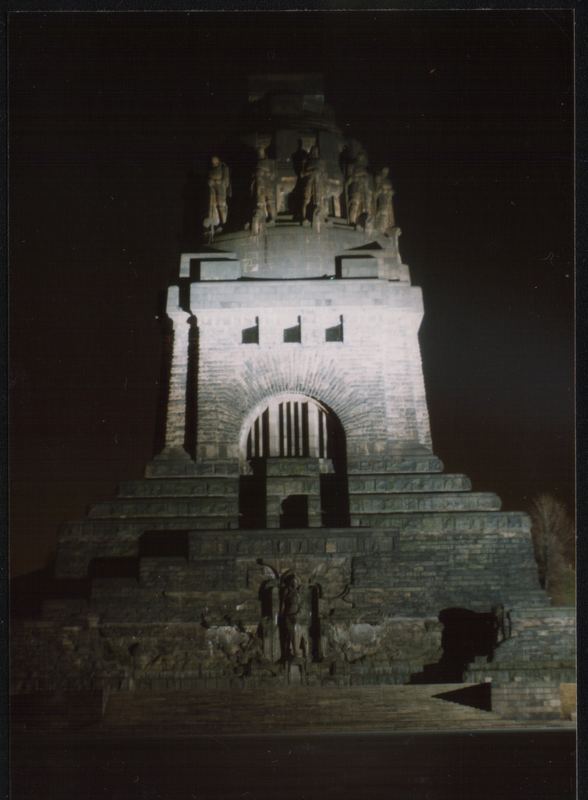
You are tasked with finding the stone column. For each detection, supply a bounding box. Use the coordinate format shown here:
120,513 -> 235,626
308,403 -> 319,457
162,286 -> 193,457
268,403 -> 280,457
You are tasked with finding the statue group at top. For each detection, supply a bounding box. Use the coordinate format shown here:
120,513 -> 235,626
204,140 -> 396,238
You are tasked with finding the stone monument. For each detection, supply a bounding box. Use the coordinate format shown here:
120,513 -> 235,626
12,74 -> 574,722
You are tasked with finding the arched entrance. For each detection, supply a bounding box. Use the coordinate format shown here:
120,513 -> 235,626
244,394 -> 330,460
239,394 -> 349,529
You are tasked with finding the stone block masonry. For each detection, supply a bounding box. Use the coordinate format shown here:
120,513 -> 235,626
188,279 -> 431,461
13,76 -> 574,722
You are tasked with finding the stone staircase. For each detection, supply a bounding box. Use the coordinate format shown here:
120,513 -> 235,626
97,684 -> 562,736
11,690 -> 106,732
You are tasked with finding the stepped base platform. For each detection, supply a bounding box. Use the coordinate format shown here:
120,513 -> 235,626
12,685 -> 575,737
14,449 -> 573,722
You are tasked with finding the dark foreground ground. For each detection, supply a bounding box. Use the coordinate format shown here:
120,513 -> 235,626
11,729 -> 576,800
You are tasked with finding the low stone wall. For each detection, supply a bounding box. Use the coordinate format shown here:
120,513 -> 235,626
492,685 -> 563,721
466,607 -> 576,719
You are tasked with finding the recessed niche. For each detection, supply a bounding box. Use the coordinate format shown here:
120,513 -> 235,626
283,316 -> 301,343
242,317 -> 259,344
325,315 -> 344,342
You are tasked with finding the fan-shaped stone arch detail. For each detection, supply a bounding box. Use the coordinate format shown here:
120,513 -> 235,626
196,347 -> 385,461
241,393 -> 331,463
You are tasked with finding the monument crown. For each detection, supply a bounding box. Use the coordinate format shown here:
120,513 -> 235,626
196,73 -> 401,282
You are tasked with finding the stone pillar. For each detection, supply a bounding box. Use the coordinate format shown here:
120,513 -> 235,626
162,286 -> 193,456
268,403 -> 280,456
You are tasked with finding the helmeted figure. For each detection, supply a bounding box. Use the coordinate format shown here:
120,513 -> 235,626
300,145 -> 328,226
345,151 -> 372,227
374,167 -> 396,234
206,155 -> 231,229
251,146 -> 277,224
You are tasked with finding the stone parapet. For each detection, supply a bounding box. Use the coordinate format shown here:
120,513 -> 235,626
206,224 -> 407,282
190,277 -> 422,311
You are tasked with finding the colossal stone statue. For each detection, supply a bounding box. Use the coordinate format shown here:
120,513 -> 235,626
345,151 -> 372,227
374,167 -> 396,234
300,145 -> 328,226
251,146 -> 277,225
206,155 -> 231,229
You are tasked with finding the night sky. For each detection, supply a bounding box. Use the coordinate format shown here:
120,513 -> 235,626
10,11 -> 574,577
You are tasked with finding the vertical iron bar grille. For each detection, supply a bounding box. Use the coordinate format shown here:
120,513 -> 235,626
247,397 -> 328,459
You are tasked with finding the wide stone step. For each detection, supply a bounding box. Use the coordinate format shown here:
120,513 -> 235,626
352,511 -> 529,532
88,497 -> 238,519
347,455 -> 444,474
118,477 -> 238,499
348,473 -> 471,494
100,684 -> 521,734
350,492 -> 501,515
145,457 -> 240,478
11,690 -> 106,732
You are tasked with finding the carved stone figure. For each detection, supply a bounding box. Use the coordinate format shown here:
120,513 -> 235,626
251,146 -> 276,226
279,573 -> 311,660
300,145 -> 328,226
206,155 -> 231,229
280,573 -> 301,659
374,167 -> 396,234
345,151 -> 372,227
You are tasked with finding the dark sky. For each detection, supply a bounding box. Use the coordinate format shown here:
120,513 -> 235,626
10,10 -> 574,577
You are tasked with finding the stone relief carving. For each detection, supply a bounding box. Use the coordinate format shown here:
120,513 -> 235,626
12,604 -> 445,691
323,617 -> 443,668
256,559 -> 319,664
279,572 -> 310,660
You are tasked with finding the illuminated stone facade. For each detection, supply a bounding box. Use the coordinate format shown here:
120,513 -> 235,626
13,75 -> 574,720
